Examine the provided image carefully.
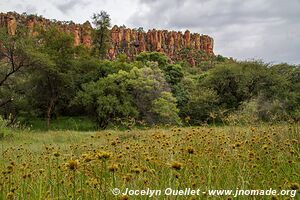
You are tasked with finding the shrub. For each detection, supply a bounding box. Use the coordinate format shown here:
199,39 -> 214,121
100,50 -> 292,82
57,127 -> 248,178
0,116 -> 9,139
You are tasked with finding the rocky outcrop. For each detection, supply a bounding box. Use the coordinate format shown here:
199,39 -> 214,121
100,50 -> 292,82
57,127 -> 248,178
0,12 -> 214,61
107,26 -> 213,60
0,12 -> 93,48
0,12 -> 17,35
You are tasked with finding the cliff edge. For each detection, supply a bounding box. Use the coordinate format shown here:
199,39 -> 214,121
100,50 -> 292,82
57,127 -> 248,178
0,12 -> 214,61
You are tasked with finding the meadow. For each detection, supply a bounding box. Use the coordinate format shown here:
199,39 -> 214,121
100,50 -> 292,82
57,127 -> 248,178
0,124 -> 299,200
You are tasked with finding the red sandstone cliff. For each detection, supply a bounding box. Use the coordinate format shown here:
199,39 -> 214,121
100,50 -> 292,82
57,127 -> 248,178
0,12 -> 214,61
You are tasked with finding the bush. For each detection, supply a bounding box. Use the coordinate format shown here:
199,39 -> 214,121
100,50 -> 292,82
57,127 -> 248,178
0,116 -> 10,139
225,99 -> 259,125
74,65 -> 179,127
226,97 -> 293,125
183,87 -> 219,124
152,92 -> 181,125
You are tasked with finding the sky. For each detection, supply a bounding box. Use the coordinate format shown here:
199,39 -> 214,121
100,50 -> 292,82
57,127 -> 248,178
1,0 -> 300,64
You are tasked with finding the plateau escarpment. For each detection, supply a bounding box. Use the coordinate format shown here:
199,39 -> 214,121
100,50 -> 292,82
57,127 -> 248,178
0,12 -> 214,62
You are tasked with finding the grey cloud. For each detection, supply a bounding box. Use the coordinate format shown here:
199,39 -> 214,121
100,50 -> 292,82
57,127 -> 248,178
4,3 -> 37,15
53,0 -> 89,14
127,0 -> 300,63
24,5 -> 37,14
140,0 -> 183,6
130,0 -> 291,29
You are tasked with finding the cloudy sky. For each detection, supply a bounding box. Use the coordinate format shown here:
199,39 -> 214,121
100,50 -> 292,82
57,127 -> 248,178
1,0 -> 300,64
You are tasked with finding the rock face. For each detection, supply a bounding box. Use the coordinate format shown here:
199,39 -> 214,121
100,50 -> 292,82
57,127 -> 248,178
0,12 -> 17,35
107,26 -> 213,60
0,12 -> 214,60
0,12 -> 93,48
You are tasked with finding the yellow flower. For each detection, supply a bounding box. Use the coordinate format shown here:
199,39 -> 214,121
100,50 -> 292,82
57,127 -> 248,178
67,160 -> 79,171
53,152 -> 60,157
170,161 -> 183,171
290,183 -> 299,190
96,151 -> 111,160
187,147 -> 195,154
6,192 -> 14,200
120,195 -> 129,200
108,164 -> 119,172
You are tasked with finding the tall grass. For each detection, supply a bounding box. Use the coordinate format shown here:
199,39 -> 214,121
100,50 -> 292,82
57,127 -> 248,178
0,125 -> 299,199
22,116 -> 98,131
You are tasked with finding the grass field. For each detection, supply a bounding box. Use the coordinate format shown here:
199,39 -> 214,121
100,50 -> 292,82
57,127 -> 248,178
0,124 -> 299,199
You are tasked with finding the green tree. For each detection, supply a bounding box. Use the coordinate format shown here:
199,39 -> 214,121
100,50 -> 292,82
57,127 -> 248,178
201,61 -> 273,110
268,63 -> 300,120
199,61 -> 299,122
74,63 -> 180,127
136,52 -> 168,68
152,92 -> 181,125
0,27 -> 34,106
181,75 -> 219,124
74,70 -> 138,128
92,11 -> 111,59
126,65 -> 176,124
30,26 -> 76,127
163,64 -> 183,85
0,27 -> 45,122
135,52 -> 188,109
162,64 -> 188,109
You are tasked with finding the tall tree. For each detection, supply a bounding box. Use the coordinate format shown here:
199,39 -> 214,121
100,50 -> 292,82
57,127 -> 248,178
92,11 -> 111,59
30,26 -> 75,128
74,64 -> 181,127
0,27 -> 35,107
0,27 -> 47,123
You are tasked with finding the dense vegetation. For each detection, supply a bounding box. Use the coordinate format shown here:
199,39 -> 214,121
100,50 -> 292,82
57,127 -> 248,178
0,14 -> 299,131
